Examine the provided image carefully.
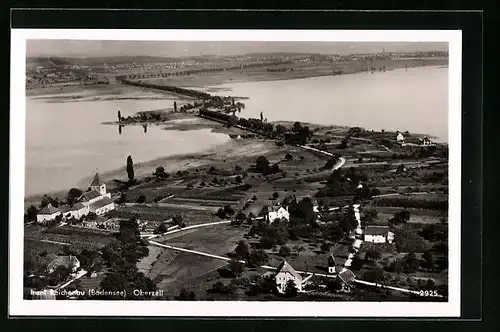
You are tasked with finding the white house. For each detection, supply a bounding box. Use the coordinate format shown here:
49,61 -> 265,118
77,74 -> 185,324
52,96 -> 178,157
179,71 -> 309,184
266,205 -> 290,224
396,131 -> 405,143
420,136 -> 433,146
36,204 -> 61,223
77,172 -> 115,216
275,260 -> 302,294
89,197 -> 115,216
364,225 -> 395,244
72,202 -> 90,219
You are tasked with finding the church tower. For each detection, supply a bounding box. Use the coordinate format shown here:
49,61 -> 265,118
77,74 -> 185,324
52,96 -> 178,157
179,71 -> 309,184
328,253 -> 337,274
90,172 -> 106,196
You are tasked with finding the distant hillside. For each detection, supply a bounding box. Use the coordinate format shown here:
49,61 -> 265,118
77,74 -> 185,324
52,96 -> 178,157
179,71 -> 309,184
26,55 -> 182,68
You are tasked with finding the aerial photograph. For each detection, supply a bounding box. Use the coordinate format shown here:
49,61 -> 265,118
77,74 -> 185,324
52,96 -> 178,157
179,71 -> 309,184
22,39 -> 449,302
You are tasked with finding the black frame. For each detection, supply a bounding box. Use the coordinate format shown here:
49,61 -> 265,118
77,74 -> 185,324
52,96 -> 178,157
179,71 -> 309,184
7,8 -> 484,330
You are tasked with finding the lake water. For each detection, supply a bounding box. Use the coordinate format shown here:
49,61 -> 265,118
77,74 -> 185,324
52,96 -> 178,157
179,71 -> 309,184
25,93 -> 231,197
202,66 -> 449,141
25,66 -> 448,197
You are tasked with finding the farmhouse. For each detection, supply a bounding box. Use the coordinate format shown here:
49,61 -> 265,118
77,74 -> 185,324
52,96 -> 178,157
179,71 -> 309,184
275,260 -> 302,294
36,204 -> 61,223
363,226 -> 395,244
264,204 -> 290,224
420,136 -> 433,146
77,172 -> 115,216
396,131 -> 405,143
47,255 -> 80,274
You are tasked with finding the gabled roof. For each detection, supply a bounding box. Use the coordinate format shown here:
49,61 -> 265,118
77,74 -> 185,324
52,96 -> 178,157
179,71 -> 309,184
58,204 -> 73,213
79,190 -> 102,202
39,204 -> 60,215
275,260 -> 302,281
73,202 -> 87,210
89,197 -> 114,210
364,225 -> 390,236
90,172 -> 101,187
339,269 -> 356,284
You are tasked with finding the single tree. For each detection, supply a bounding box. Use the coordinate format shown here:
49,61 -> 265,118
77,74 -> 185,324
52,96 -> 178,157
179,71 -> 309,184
229,259 -> 244,277
26,205 -> 38,223
278,245 -> 291,257
284,280 -> 298,297
126,155 -> 135,183
66,188 -> 83,205
235,240 -> 250,260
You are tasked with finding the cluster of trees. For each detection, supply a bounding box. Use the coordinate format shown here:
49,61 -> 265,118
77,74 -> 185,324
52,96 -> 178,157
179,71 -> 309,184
153,166 -> 169,180
216,205 -> 235,219
249,219 -> 290,249
255,156 -> 281,175
98,218 -> 157,299
385,252 -> 426,273
394,226 -> 431,253
199,109 -> 239,126
120,79 -> 213,100
237,117 -> 274,136
233,240 -> 269,267
316,167 -> 373,198
284,122 -> 312,145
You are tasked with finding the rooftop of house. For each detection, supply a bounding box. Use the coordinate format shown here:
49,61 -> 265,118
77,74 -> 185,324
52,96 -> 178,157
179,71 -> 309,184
89,197 -> 114,210
79,190 -> 102,202
73,202 -> 87,210
364,225 -> 391,236
39,204 -> 60,215
339,269 -> 356,284
58,204 -> 73,213
275,260 -> 302,281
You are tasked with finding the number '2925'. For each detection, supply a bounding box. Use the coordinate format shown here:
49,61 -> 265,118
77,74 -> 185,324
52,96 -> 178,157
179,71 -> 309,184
419,290 -> 439,297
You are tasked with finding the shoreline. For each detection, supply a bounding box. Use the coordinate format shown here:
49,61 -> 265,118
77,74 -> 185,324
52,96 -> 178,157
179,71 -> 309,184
24,63 -> 446,202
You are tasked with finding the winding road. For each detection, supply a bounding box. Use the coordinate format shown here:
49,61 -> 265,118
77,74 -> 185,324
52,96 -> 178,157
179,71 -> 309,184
143,144 -> 443,299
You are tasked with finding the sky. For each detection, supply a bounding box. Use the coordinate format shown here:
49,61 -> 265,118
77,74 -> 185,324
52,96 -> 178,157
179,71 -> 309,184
26,40 -> 448,58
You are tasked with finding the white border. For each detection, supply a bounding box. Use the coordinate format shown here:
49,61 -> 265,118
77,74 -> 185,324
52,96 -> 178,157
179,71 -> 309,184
10,29 -> 462,317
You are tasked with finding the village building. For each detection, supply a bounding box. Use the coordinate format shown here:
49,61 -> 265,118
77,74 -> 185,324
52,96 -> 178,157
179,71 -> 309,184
327,254 -> 343,274
36,204 -> 61,223
396,131 -> 405,143
46,255 -> 80,274
77,172 -> 115,216
263,204 -> 290,224
338,269 -> 356,292
420,136 -> 433,146
275,260 -> 303,294
364,225 -> 395,244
